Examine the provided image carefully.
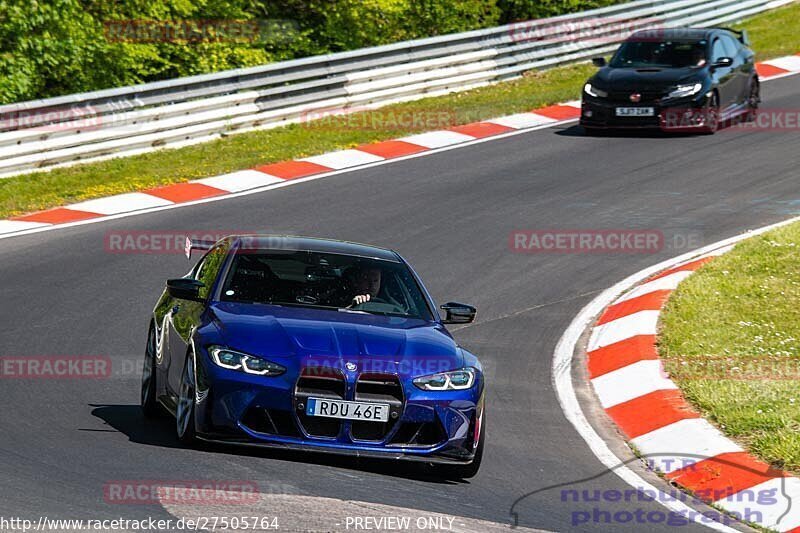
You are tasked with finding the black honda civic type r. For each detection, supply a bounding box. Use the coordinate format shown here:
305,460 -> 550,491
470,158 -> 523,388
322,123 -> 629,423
580,28 -> 760,134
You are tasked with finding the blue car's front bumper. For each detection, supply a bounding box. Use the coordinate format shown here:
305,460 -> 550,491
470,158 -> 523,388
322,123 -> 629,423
192,348 -> 484,464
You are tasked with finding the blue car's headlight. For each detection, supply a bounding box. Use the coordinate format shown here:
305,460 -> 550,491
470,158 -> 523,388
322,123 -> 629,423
413,368 -> 476,391
667,83 -> 703,99
208,346 -> 286,376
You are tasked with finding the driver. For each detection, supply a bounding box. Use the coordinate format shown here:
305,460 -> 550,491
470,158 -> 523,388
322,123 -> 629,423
349,266 -> 383,307
691,47 -> 707,67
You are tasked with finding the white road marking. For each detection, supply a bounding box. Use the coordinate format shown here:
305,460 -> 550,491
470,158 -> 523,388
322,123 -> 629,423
763,56 -> 800,72
716,477 -> 800,532
0,220 -> 49,233
68,192 -> 172,215
614,271 -> 694,303
591,360 -> 677,408
397,130 -> 476,148
301,149 -> 384,170
194,170 -> 285,192
587,310 -> 660,351
630,419 -> 743,474
485,113 -> 555,129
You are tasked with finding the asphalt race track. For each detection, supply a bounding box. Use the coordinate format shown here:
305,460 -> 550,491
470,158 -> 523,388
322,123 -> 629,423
1,74 -> 799,532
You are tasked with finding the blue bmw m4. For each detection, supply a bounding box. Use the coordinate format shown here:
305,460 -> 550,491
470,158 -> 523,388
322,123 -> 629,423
141,235 -> 485,477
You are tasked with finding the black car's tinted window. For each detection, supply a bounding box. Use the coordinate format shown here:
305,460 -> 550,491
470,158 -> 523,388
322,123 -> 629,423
610,40 -> 707,68
219,250 -> 433,320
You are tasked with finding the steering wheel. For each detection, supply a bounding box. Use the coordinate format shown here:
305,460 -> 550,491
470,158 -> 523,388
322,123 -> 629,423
353,295 -> 405,314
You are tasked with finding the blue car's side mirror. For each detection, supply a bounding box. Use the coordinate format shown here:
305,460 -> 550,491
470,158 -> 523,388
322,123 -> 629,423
441,302 -> 477,324
592,57 -> 607,67
167,278 -> 205,302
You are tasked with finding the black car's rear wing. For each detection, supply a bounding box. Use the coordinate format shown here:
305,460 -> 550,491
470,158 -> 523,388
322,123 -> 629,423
717,27 -> 750,46
184,237 -> 216,259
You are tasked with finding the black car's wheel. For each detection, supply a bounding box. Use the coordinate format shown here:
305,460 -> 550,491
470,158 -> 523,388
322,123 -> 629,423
700,92 -> 720,134
176,354 -> 197,445
745,77 -> 760,122
141,323 -> 161,418
438,412 -> 485,479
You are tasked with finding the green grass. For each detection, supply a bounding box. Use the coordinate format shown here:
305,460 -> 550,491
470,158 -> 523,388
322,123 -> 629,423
732,1 -> 800,60
2,1 -> 800,219
659,222 -> 800,474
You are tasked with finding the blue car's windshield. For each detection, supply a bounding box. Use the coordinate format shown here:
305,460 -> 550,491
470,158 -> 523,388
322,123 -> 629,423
219,250 -> 433,320
610,40 -> 707,68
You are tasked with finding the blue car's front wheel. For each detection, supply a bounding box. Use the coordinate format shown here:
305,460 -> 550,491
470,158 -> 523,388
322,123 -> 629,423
176,354 -> 197,445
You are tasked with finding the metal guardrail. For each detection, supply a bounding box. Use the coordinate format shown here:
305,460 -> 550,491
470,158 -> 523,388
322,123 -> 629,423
0,0 -> 792,178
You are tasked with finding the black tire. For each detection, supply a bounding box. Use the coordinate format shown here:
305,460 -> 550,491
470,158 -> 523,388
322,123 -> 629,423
176,353 -> 197,445
140,323 -> 161,418
700,92 -> 720,134
745,77 -> 760,122
438,411 -> 485,479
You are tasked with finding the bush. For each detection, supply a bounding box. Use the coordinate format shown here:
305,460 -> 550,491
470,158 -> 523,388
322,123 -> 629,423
266,0 -> 500,52
0,0 -> 276,103
0,0 -> 626,104
497,0 -> 626,23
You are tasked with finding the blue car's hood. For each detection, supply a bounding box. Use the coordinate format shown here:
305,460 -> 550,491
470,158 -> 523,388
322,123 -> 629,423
205,302 -> 463,371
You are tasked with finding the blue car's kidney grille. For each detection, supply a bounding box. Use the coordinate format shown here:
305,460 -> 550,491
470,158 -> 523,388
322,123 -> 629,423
294,368 -> 346,438
292,369 -> 406,442
350,373 -> 403,442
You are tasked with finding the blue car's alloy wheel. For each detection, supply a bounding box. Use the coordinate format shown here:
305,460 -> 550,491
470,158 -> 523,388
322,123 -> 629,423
140,324 -> 160,418
176,355 -> 197,444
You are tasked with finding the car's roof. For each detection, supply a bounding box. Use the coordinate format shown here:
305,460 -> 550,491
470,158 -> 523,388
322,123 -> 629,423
627,28 -> 721,42
227,234 -> 401,262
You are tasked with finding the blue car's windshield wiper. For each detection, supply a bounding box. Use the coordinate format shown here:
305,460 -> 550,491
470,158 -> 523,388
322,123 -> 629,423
348,309 -> 417,318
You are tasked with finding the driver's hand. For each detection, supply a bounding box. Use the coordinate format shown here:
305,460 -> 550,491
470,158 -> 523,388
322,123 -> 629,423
350,294 -> 370,307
